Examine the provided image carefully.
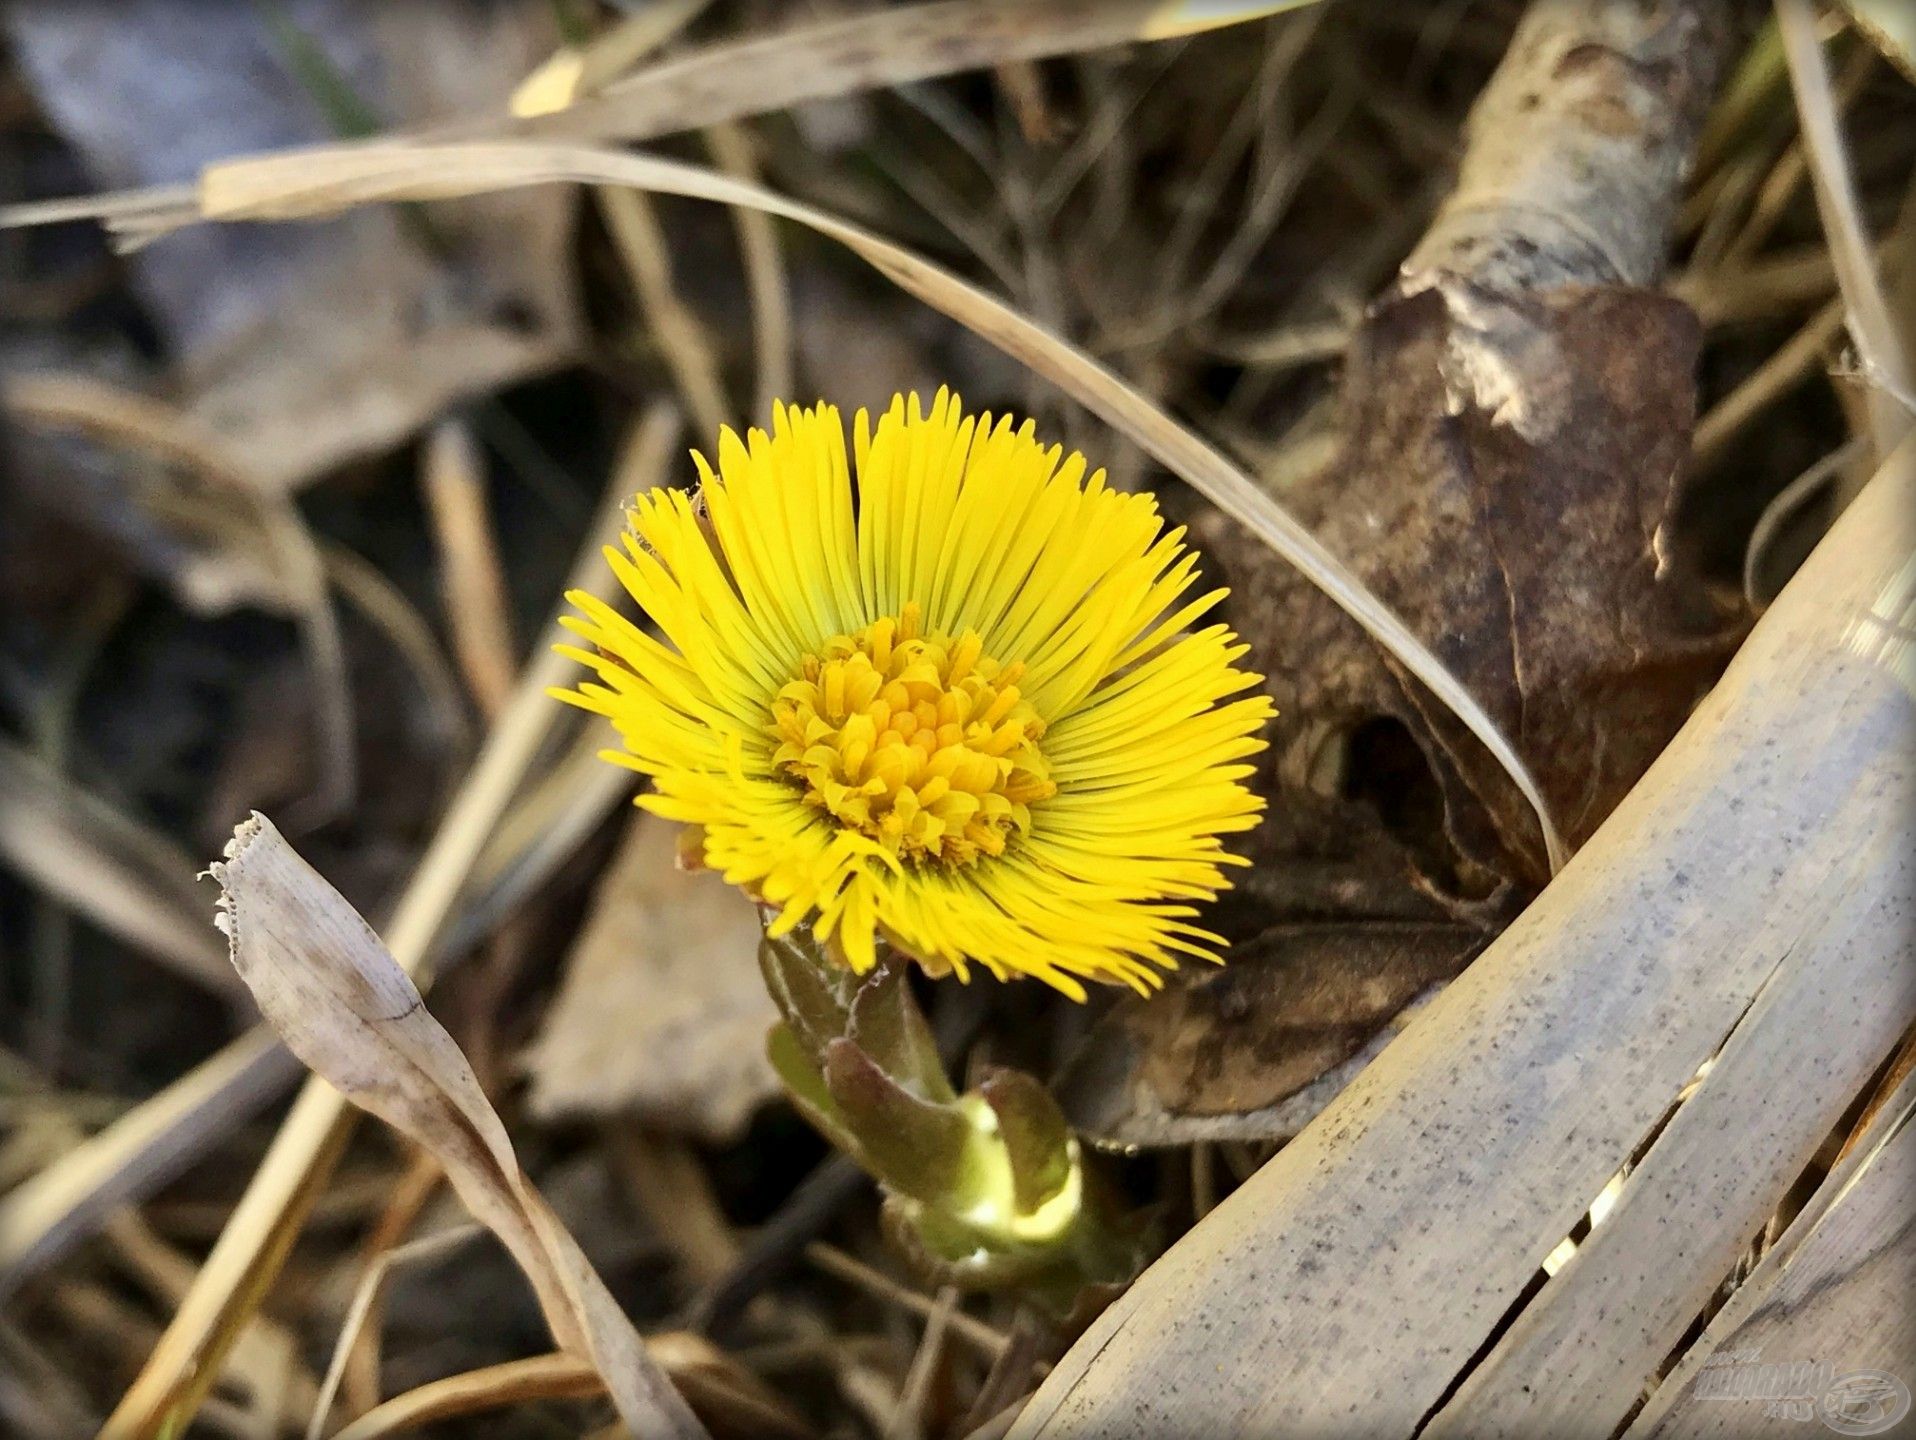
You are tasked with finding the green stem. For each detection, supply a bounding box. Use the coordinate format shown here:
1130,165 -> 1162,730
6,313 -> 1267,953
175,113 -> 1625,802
757,925 -> 1150,1316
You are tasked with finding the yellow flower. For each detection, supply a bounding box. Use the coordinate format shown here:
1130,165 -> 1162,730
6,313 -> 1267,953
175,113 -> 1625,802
557,391 -> 1272,999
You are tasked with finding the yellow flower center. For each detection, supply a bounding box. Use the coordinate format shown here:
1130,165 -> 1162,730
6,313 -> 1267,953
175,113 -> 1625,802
772,602 -> 1056,866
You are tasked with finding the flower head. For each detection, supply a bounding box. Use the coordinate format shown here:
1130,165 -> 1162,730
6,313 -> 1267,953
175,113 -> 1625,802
558,391 -> 1272,999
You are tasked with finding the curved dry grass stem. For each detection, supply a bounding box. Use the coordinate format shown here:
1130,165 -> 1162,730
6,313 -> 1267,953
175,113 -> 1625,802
179,137 -> 1567,871
330,1353 -> 602,1440
307,1224 -> 480,1440
1777,0 -> 1914,455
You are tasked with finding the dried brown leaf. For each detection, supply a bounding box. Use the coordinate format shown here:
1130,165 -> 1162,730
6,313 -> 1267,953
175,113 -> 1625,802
211,812 -> 708,1440
2,0 -> 578,489
1071,0 -> 1745,1140
1218,284 -> 1742,888
1129,285 -> 1736,1136
1058,921 -> 1485,1147
523,810 -> 777,1144
1007,439 -> 1916,1440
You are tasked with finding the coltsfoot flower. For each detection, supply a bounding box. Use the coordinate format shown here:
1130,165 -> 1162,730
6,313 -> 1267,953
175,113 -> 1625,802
558,390 -> 1272,998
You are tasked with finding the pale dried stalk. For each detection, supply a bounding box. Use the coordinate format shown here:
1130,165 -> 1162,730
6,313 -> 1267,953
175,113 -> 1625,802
1670,243 -> 1835,325
95,408 -> 677,1438
1692,294 -> 1849,464
339,1152 -> 446,1419
705,121 -> 794,417
0,1 -> 1324,236
209,813 -> 705,1438
327,1334 -> 802,1440
520,0 -> 795,418
172,136 -> 1561,869
100,1210 -> 318,1434
601,186 -> 731,441
887,1286 -> 958,1440
320,544 -> 474,787
509,0 -> 715,118
0,1028 -> 299,1306
420,419 -> 517,718
805,1243 -> 1012,1361
494,1 -> 1320,147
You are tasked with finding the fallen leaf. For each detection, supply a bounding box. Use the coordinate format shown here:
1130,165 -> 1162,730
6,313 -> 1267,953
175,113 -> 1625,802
1145,283 -> 1737,1141
1057,921 -> 1484,1147
1215,284 -> 1743,891
523,809 -> 778,1145
1071,2 -> 1746,1141
212,812 -> 709,1440
0,403 -> 287,617
3,0 -> 578,488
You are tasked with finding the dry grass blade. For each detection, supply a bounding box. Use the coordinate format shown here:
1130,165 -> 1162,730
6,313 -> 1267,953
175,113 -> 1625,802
1670,243 -> 1836,326
1692,294 -> 1851,465
804,1243 -> 1012,1361
1778,0 -> 1915,454
420,419 -> 517,718
96,405 -> 677,1439
448,725 -> 633,951
320,544 -> 475,792
1,1317 -> 98,1439
330,1353 -> 603,1440
176,137 -> 1562,869
1743,435 -> 1870,605
0,1027 -> 298,1305
99,1210 -> 319,1435
489,1 -> 1321,148
327,1336 -> 809,1440
0,740 -> 239,1000
601,186 -> 731,440
308,1224 -> 480,1440
706,121 -> 794,418
1838,0 -> 1916,81
510,0 -> 715,118
0,0 -> 1330,236
211,812 -> 707,1439
886,1286 -> 957,1440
